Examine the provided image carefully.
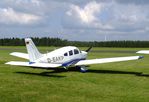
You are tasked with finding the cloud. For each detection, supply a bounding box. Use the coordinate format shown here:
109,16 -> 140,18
67,1 -> 101,24
0,0 -> 45,15
109,2 -> 149,32
0,8 -> 41,25
15,0 -> 41,6
64,1 -> 113,30
0,0 -> 149,41
63,1 -> 149,33
48,0 -> 149,5
116,0 -> 149,5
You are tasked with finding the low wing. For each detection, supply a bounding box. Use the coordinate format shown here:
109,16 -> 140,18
75,56 -> 143,66
136,50 -> 149,54
5,61 -> 61,68
10,52 -> 29,59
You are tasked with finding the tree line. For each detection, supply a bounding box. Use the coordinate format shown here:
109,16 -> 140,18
0,37 -> 149,48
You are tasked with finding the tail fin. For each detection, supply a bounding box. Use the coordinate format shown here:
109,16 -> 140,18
25,38 -> 42,62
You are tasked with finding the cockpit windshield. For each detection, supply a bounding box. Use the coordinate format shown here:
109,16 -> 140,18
74,49 -> 79,54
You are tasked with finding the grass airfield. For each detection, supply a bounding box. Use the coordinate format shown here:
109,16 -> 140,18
0,46 -> 149,102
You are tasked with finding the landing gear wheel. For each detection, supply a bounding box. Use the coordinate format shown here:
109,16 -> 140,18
80,66 -> 88,73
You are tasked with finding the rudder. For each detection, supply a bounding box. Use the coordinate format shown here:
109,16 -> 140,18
25,38 -> 42,62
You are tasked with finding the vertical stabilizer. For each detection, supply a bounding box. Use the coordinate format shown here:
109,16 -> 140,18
25,38 -> 42,62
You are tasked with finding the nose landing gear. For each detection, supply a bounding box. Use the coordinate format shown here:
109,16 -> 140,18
79,66 -> 88,73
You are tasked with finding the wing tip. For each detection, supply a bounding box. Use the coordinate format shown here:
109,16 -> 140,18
138,56 -> 144,59
5,61 -> 12,65
136,51 -> 139,54
136,51 -> 142,54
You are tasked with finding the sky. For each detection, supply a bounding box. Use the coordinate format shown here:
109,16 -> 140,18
0,0 -> 149,41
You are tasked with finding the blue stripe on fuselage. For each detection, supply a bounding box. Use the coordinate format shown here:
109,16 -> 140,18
62,58 -> 85,67
29,62 -> 35,64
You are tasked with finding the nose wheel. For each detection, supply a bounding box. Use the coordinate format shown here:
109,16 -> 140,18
80,66 -> 88,73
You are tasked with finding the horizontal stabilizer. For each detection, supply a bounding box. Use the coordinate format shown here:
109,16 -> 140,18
5,61 -> 62,68
10,52 -> 29,59
75,56 -> 143,66
136,50 -> 149,54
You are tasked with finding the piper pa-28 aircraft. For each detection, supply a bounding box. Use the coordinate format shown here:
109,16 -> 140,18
6,38 -> 144,72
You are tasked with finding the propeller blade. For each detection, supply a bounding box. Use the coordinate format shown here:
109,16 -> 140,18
86,46 -> 92,52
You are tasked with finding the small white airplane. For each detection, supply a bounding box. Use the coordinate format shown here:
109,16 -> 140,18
6,38 -> 144,72
136,50 -> 149,54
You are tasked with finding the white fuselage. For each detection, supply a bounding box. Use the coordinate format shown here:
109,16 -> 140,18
35,46 -> 87,67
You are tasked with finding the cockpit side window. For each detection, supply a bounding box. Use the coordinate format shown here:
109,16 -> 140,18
69,50 -> 73,56
64,53 -> 68,56
74,49 -> 79,54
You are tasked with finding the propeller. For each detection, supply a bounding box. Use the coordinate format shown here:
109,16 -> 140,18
86,46 -> 92,52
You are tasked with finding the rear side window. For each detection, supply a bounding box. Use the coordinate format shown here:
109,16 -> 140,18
64,53 -> 68,56
74,49 -> 79,54
69,50 -> 73,56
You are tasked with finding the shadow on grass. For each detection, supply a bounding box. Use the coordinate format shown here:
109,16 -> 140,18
15,67 -> 149,78
16,71 -> 66,78
53,67 -> 149,77
87,69 -> 149,77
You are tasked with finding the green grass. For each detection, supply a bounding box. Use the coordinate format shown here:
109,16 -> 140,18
0,46 -> 149,102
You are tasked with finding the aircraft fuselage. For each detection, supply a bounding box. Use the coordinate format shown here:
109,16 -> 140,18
35,46 -> 87,67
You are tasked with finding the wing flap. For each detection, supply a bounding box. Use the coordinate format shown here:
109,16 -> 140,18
75,56 -> 143,66
5,61 -> 61,68
10,52 -> 29,59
